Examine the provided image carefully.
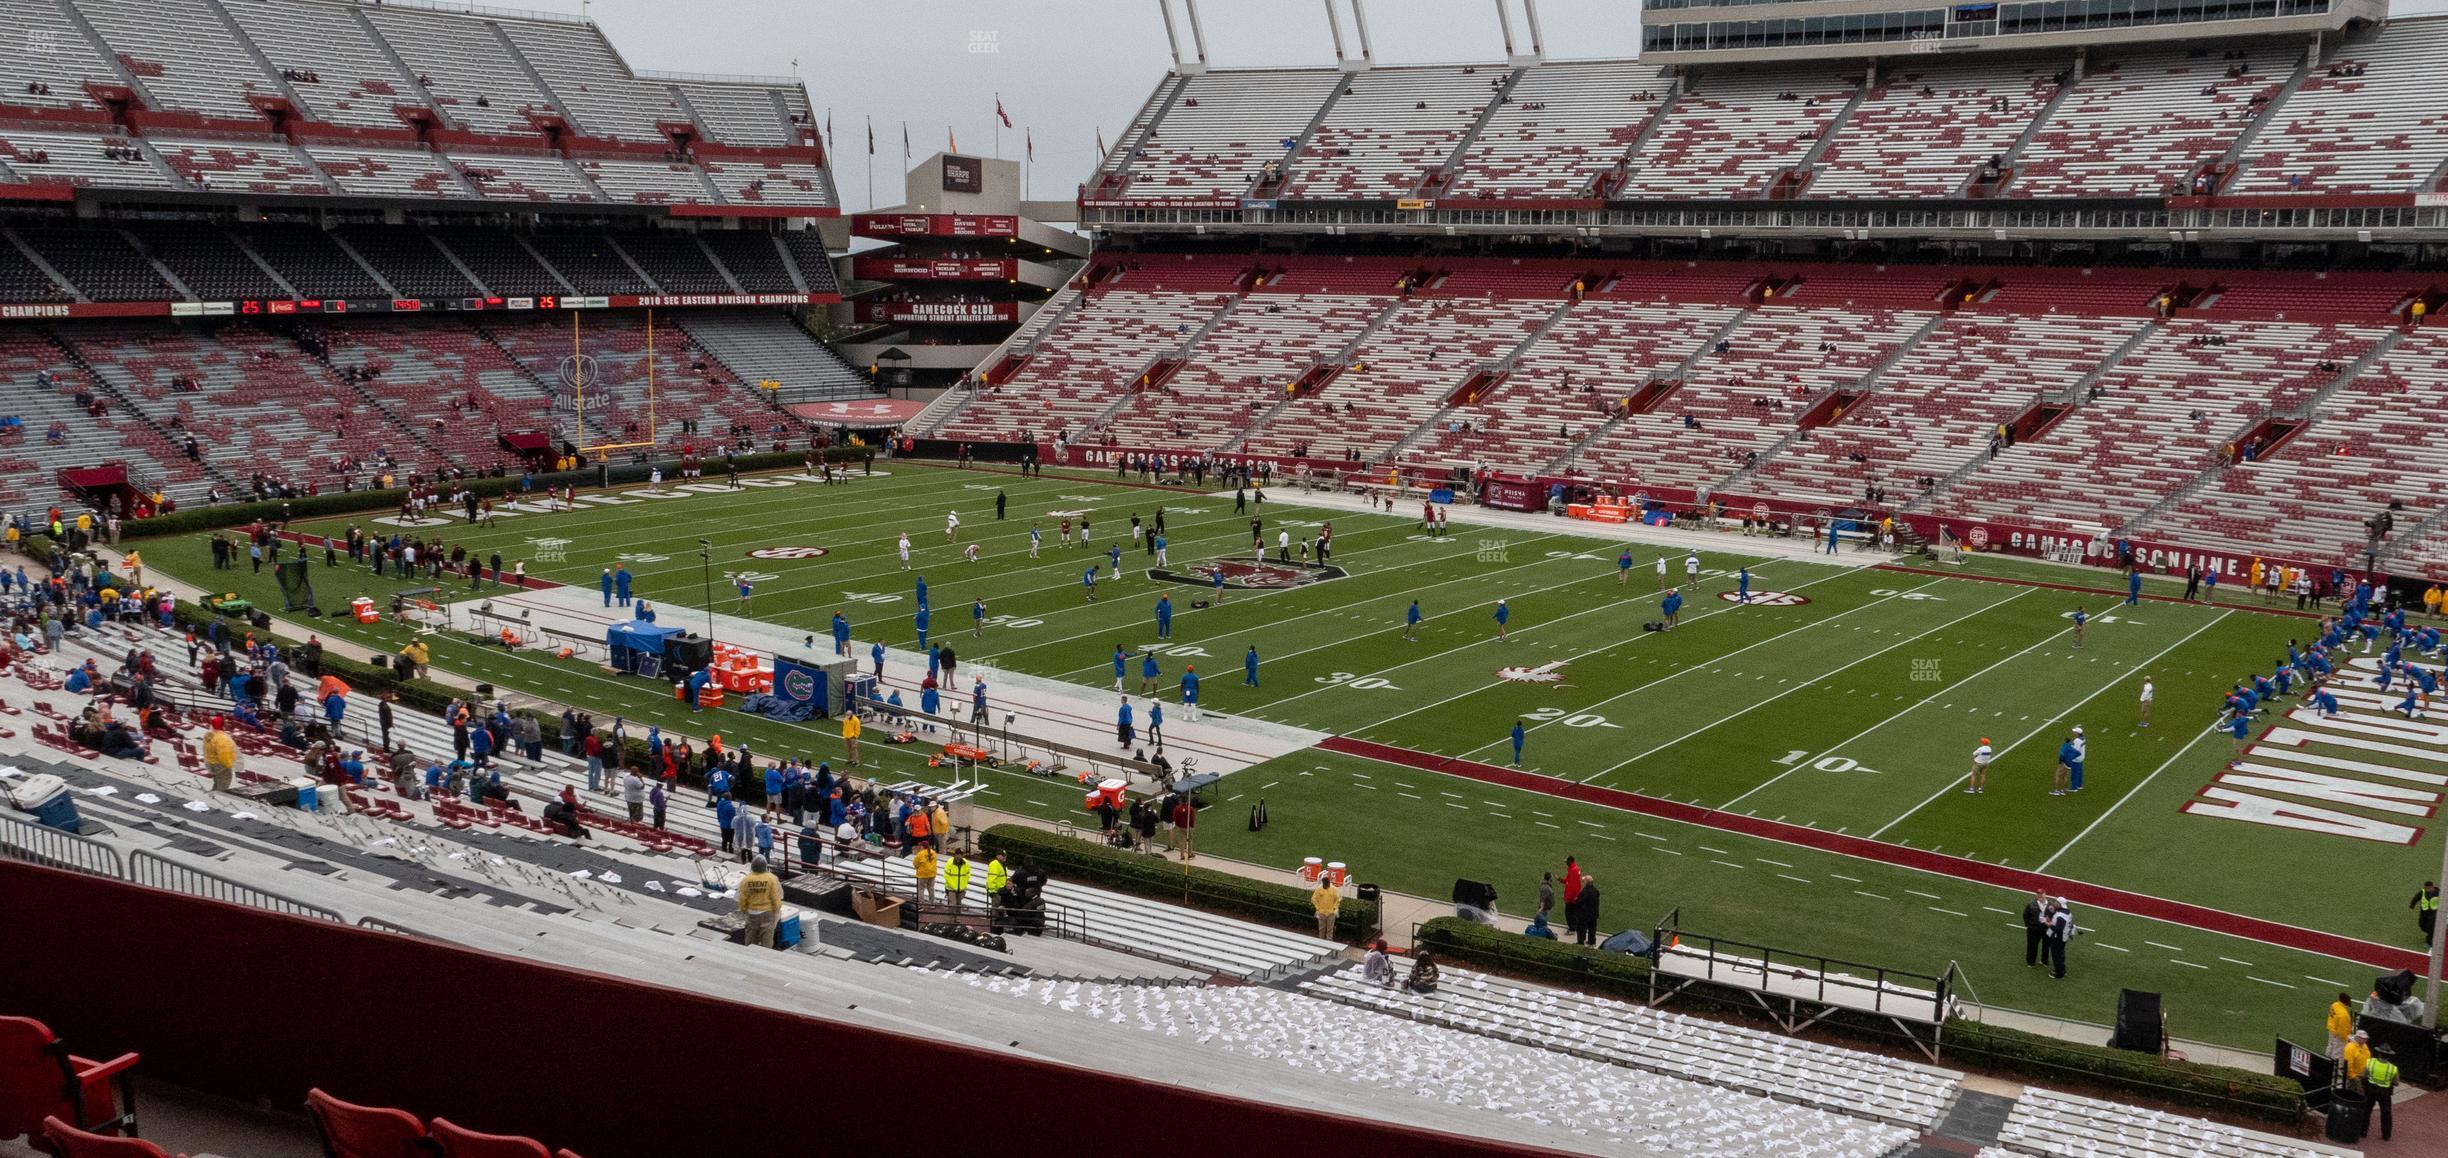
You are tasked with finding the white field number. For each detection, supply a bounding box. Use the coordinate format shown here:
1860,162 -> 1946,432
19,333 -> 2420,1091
1526,707 -> 1621,729
1776,750 -> 1879,774
1316,670 -> 1400,690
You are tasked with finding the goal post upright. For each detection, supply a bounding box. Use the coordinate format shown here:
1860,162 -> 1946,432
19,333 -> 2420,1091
563,307 -> 659,462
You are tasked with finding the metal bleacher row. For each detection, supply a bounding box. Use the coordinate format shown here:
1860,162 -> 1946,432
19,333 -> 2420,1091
1091,15 -> 2448,201
0,0 -> 834,210
926,253 -> 2448,573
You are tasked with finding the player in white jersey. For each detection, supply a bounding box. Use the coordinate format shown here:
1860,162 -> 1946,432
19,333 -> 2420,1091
946,510 -> 961,542
896,533 -> 912,570
2137,678 -> 2153,728
1685,551 -> 1700,583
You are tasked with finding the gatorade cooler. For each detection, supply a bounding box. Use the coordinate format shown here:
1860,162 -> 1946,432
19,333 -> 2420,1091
1327,862 -> 1350,887
1300,857 -> 1324,883
1083,778 -> 1126,814
6,773 -> 79,832
351,596 -> 380,624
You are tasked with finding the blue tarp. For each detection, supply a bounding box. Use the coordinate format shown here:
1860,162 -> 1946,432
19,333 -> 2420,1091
606,621 -> 682,672
737,692 -> 816,723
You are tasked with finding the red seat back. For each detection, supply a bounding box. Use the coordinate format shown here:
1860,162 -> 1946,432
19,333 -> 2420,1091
428,1118 -> 549,1158
305,1089 -> 427,1158
41,1116 -> 173,1158
0,1016 -> 131,1138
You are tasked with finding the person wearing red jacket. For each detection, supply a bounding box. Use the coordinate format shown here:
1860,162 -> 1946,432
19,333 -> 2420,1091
1562,856 -> 1583,908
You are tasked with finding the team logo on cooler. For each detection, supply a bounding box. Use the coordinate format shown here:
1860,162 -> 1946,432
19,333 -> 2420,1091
1497,661 -> 1568,684
782,668 -> 818,701
748,546 -> 830,560
1720,590 -> 1810,606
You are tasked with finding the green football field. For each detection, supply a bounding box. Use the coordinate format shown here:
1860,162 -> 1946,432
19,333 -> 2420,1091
136,463 -> 2448,1050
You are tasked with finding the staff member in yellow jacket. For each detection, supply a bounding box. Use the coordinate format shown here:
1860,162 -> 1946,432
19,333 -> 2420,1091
1312,876 -> 1343,941
911,843 -> 939,903
203,717 -> 239,793
985,853 -> 1011,926
736,856 -> 782,949
841,710 -> 862,766
942,853 -> 974,911
2325,993 -> 2356,1059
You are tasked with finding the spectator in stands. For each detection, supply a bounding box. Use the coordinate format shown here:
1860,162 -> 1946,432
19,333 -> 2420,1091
737,856 -> 782,948
1566,875 -> 1602,946
1363,940 -> 1396,988
1404,951 -> 1442,994
203,716 -> 239,792
622,769 -> 647,824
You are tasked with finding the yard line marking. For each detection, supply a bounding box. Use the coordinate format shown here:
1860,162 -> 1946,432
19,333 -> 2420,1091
2146,940 -> 2185,951
1577,579 -> 2022,782
1261,781 -> 1280,790
1534,821 -> 1561,829
1929,907 -> 1970,918
1652,847 -> 1684,855
1577,820 -> 1607,828
2095,943 -> 2129,953
1828,872 -> 1862,883
1440,791 -> 1464,798
2030,616 -> 2237,870
1776,873 -> 1813,884
1352,782 -> 1379,790
1444,802 -> 1470,810
1710,859 -> 1746,870
2170,959 -> 2209,970
1489,812 -> 1512,819
2249,976 -> 2298,989
1853,890 -> 1891,900
2217,956 -> 2255,967
1634,831 -> 1665,841
1697,845 -> 1731,855
1904,889 -> 1943,900
1877,610 -> 2234,843
1590,834 -> 1615,841
1531,810 -> 1553,817
1754,857 -> 1793,868
2307,976 -> 2347,987
1982,906 -> 2016,916
1398,792 -> 1422,800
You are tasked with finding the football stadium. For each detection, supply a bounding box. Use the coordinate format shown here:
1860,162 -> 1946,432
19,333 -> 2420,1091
3,0 -> 2448,1154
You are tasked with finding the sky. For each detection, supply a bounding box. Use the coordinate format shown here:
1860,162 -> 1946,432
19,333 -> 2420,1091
565,0 -> 2445,214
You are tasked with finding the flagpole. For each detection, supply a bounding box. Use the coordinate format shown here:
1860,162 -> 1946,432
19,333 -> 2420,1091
864,114 -> 873,211
994,91 -> 1001,160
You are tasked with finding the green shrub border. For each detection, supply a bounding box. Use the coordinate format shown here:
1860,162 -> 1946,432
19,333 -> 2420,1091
978,822 -> 1379,942
1412,918 -> 2306,1125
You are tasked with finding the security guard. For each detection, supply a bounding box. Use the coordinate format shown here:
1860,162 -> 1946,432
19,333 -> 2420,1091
942,853 -> 974,911
984,852 -> 1011,928
2326,992 -> 2357,1059
2365,1045 -> 2399,1141
2414,881 -> 2440,947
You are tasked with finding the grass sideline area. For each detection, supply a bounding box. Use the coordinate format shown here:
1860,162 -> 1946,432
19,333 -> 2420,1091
121,460 -> 2445,1051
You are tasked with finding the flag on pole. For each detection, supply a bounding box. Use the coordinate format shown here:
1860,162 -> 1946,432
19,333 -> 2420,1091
1096,127 -> 1106,157
1026,127 -> 1034,162
995,95 -> 1013,129
949,127 -> 957,154
825,110 -> 833,151
866,116 -> 874,155
902,121 -> 910,162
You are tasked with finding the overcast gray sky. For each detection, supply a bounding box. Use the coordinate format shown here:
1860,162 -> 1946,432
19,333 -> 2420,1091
567,0 -> 2444,213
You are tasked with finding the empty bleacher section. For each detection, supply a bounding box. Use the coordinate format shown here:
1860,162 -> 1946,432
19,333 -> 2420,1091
2008,48 -> 2282,197
778,232 -> 839,294
334,224 -> 479,299
2230,21 -> 2448,194
1996,1088 -> 2336,1158
578,155 -> 714,204
1285,65 -> 1487,199
1618,69 -> 1855,198
610,231 -> 731,294
676,310 -> 871,402
303,145 -> 468,198
220,0 -> 431,130
0,237 -> 69,302
64,322 -> 381,485
700,156 -> 835,207
149,137 -> 327,195
0,129 -> 178,189
427,226 -> 567,297
1254,292 -> 1556,460
1806,60 -> 2056,197
492,16 -> 685,142
1939,316 -> 2393,532
698,231 -> 796,294
940,269 -> 1236,440
359,3 -> 564,137
675,81 -> 801,148
126,222 -> 286,301
1446,59 -> 1665,199
75,0 -> 285,122
526,230 -> 654,294
1103,291 -> 1385,448
237,222 -> 386,298
1105,69 -> 1345,199
14,226 -> 176,301
455,151 -> 596,202
318,316 -> 554,469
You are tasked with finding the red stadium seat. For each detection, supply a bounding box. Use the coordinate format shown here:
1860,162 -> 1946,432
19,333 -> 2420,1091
40,1116 -> 176,1157
305,1089 -> 427,1158
428,1118 -> 551,1158
0,1015 -> 141,1141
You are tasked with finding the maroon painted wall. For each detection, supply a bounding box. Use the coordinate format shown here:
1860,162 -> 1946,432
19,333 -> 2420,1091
0,861 -> 1563,1158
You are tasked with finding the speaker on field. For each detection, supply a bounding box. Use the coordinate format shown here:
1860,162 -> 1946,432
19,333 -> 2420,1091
2110,989 -> 2164,1054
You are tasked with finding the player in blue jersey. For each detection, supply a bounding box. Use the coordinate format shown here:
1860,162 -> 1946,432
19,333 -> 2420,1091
1404,599 -> 1423,642
1493,598 -> 1511,641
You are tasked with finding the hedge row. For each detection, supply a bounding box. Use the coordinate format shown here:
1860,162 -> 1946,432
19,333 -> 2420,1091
121,446 -> 876,540
977,822 -> 1379,942
1411,918 -> 2306,1124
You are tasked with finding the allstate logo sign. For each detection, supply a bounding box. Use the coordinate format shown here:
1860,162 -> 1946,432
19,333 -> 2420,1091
749,546 -> 830,560
783,668 -> 818,701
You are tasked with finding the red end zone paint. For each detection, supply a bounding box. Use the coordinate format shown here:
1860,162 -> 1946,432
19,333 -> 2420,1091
1319,734 -> 2428,973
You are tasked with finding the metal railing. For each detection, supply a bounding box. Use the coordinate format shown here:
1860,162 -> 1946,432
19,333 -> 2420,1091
0,812 -> 126,880
128,851 -> 343,923
356,916 -> 430,938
